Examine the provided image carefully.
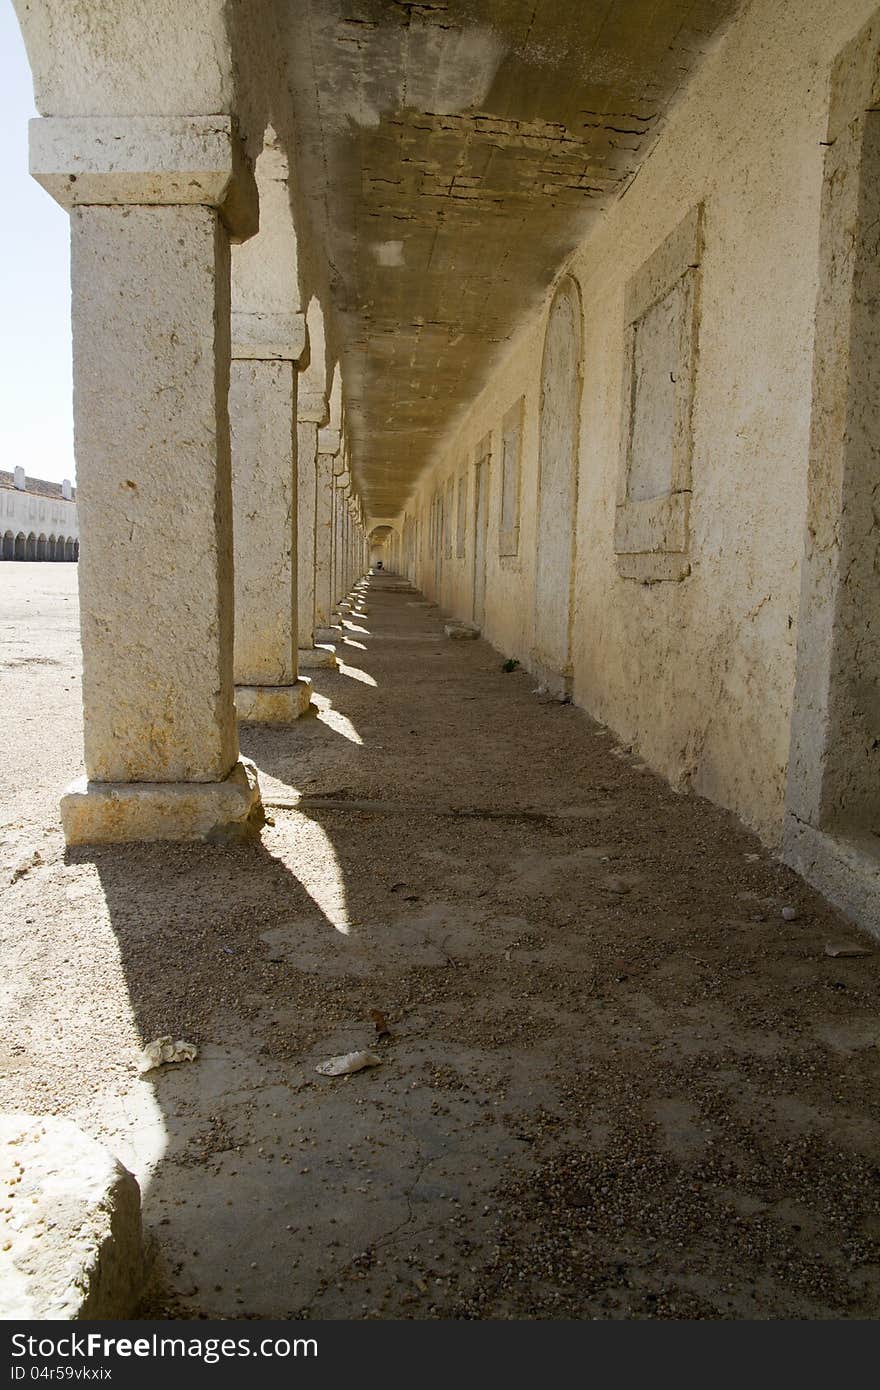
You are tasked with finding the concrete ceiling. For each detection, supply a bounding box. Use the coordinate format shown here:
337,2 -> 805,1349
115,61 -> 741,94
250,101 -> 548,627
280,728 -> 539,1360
282,0 -> 739,517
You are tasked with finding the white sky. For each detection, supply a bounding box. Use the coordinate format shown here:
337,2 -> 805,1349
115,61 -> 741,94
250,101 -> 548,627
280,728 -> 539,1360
0,0 -> 75,485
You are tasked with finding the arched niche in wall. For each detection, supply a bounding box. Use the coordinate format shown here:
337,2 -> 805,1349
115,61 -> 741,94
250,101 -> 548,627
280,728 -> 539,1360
532,275 -> 583,696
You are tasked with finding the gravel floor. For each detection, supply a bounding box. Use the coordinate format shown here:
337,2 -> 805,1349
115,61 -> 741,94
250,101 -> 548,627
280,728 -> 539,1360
1,562 -> 880,1319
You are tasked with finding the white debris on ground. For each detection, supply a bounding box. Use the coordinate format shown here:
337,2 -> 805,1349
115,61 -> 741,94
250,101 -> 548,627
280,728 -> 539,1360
139,1037 -> 199,1074
315,1050 -> 382,1078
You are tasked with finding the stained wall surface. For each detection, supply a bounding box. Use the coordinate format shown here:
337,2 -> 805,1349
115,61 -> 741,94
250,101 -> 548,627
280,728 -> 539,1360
401,0 -> 880,844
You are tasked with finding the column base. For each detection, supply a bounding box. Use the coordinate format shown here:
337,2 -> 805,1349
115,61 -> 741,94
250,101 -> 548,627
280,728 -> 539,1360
781,815 -> 880,940
60,757 -> 264,847
235,679 -> 312,723
298,644 -> 338,670
314,624 -> 343,644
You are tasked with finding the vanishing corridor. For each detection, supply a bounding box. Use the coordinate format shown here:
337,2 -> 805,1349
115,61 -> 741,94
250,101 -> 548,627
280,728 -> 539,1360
2,565 -> 880,1319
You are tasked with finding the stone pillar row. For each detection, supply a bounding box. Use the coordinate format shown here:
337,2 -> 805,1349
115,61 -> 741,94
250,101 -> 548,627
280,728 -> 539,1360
31,116 -> 366,845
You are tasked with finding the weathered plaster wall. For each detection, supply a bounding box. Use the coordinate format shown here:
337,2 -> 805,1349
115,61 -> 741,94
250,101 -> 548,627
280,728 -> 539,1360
408,0 -> 880,844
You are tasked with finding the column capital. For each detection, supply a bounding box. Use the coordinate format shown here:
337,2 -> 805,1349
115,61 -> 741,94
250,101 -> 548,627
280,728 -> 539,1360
231,311 -> 306,362
29,115 -> 258,241
336,470 -> 351,492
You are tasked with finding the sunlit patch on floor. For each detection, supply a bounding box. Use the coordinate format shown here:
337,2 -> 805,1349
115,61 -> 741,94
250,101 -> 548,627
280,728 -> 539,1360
338,661 -> 378,687
310,691 -> 363,744
267,819 -> 352,934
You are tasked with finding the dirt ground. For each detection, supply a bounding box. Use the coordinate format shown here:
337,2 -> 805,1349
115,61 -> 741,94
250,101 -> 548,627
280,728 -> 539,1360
2,560 -> 880,1320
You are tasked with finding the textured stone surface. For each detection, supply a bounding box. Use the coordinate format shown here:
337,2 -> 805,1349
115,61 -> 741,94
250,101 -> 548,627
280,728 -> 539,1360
298,644 -> 337,670
0,1113 -> 146,1319
783,820 -> 880,940
333,482 -> 347,607
30,115 -> 258,238
60,758 -> 263,845
231,358 -> 298,689
14,0 -> 234,118
235,680 -> 311,723
231,311 -> 306,360
786,62 -> 880,835
314,448 -> 336,629
297,421 -> 319,649
782,17 -> 880,920
71,202 -> 239,786
533,277 -> 581,689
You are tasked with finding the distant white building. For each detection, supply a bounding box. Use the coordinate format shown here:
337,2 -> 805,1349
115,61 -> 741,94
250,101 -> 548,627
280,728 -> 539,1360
0,466 -> 79,560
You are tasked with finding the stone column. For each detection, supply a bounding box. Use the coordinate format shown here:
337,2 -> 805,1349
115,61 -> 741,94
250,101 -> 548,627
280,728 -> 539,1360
332,457 -> 352,614
350,504 -> 362,597
334,474 -> 349,610
332,482 -> 342,609
230,311 -> 312,722
314,428 -> 340,643
32,116 -> 264,845
346,503 -> 353,594
297,395 -> 336,669
297,419 -> 318,643
340,503 -> 348,601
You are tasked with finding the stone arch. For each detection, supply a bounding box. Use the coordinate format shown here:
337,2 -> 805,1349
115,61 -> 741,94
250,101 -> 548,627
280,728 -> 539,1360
54,535 -> 66,561
368,524 -> 395,570
14,532 -> 26,560
37,534 -> 47,560
73,539 -> 79,562
2,531 -> 14,560
26,533 -> 37,561
65,537 -> 75,561
532,275 -> 583,695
